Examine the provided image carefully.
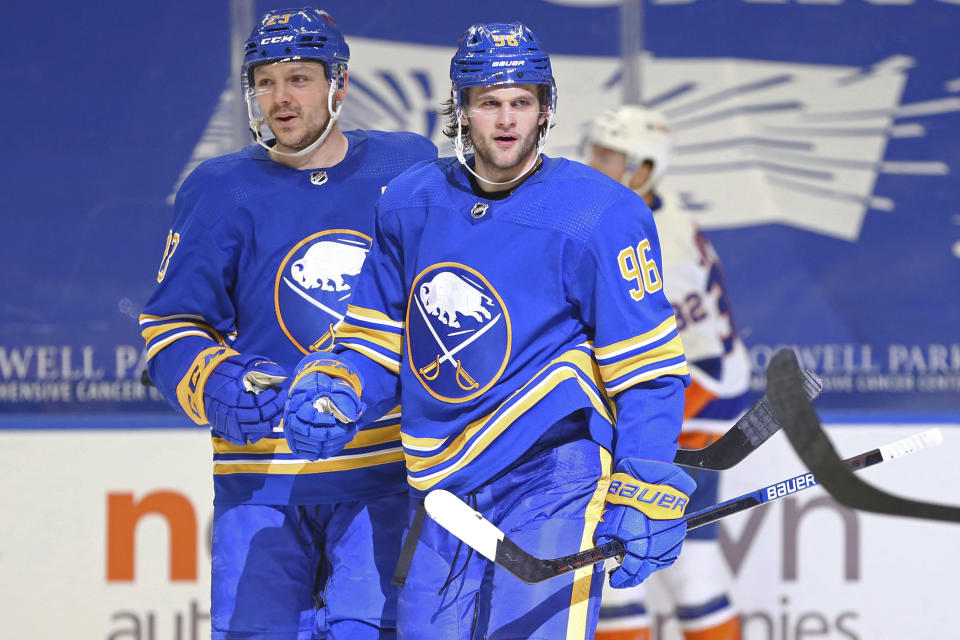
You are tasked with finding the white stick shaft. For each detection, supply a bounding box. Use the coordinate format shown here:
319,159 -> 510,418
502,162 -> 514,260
879,428 -> 943,462
424,489 -> 504,562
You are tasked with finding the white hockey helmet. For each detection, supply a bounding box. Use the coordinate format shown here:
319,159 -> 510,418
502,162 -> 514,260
584,105 -> 672,196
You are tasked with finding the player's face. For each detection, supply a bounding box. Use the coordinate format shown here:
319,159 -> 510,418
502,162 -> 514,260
251,61 -> 345,153
587,144 -> 627,182
463,85 -> 547,180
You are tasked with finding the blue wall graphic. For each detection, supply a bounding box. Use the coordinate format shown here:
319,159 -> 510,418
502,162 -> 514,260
2,1 -> 958,418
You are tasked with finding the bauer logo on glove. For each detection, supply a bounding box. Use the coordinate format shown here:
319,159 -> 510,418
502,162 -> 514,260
595,458 -> 696,589
606,474 -> 690,518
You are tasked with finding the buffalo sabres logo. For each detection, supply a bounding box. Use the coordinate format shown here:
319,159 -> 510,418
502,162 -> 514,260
275,230 -> 372,353
407,264 -> 511,403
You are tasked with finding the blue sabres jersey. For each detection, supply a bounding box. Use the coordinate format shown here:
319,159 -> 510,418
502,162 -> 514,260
331,155 -> 689,495
140,130 -> 437,505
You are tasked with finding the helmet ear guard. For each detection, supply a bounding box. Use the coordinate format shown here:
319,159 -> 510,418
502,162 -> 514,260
241,8 -> 350,158
584,106 -> 672,196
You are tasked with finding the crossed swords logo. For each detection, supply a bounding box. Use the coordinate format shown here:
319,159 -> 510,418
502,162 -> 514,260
414,294 -> 501,391
282,276 -> 344,351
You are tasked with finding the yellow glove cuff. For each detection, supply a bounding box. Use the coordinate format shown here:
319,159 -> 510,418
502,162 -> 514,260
176,346 -> 240,425
292,358 -> 363,397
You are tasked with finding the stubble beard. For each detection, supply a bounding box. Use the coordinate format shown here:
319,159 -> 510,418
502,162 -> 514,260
472,126 -> 540,174
272,106 -> 330,153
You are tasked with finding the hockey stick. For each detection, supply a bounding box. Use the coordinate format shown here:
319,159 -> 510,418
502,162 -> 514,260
766,348 -> 960,524
424,427 -> 942,584
673,367 -> 822,470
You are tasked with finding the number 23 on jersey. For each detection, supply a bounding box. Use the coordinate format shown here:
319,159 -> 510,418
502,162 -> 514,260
617,239 -> 662,301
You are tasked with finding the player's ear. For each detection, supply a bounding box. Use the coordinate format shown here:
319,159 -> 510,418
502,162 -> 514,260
629,161 -> 653,192
335,70 -> 349,101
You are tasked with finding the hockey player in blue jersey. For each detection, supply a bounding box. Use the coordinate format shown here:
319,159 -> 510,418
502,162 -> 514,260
587,106 -> 750,640
139,8 -> 436,639
281,22 -> 693,639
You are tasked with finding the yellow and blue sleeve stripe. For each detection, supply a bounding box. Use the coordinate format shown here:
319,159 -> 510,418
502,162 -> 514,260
139,312 -> 226,361
593,316 -> 689,396
334,305 -> 404,374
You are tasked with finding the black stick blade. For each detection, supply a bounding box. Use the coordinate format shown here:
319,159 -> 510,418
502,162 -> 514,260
674,368 -> 822,470
767,349 -> 960,524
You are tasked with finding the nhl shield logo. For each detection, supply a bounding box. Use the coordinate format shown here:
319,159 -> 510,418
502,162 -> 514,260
275,229 -> 372,353
470,202 -> 489,219
310,171 -> 328,186
407,263 -> 511,403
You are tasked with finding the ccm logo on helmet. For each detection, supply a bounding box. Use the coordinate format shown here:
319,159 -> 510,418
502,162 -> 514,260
491,60 -> 525,67
260,35 -> 295,45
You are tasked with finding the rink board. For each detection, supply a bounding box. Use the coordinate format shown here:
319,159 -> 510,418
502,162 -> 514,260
1,422 -> 956,640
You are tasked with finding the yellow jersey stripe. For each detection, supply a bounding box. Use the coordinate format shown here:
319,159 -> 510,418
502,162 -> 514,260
345,305 -> 404,329
341,342 -> 401,374
146,329 -> 220,360
566,447 -> 611,640
212,423 -> 401,454
407,365 -> 613,491
593,316 -> 677,360
141,320 -> 223,345
336,322 -> 403,356
605,360 -> 690,396
138,312 -> 206,325
214,448 -> 404,475
597,334 -> 686,382
400,432 -> 450,452
404,348 -> 607,471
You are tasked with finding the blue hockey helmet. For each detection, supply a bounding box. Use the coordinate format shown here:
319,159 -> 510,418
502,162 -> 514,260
450,22 -> 557,114
242,8 -> 350,95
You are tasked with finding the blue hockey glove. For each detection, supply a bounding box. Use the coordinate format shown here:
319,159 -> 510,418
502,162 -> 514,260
203,353 -> 287,445
594,458 -> 696,589
283,358 -> 366,461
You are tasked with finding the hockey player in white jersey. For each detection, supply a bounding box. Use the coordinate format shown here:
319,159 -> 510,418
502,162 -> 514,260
139,8 -> 436,639
586,105 -> 750,640
281,23 -> 695,639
